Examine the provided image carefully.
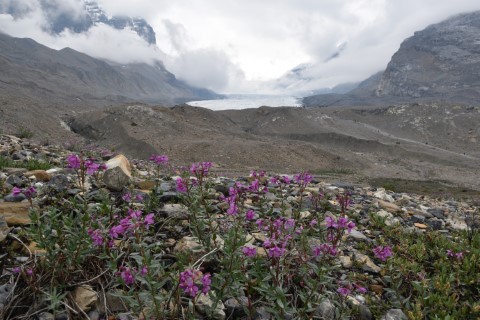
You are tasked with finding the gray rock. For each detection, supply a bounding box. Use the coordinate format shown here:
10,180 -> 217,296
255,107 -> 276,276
411,215 -> 425,223
359,305 -> 373,320
196,292 -> 226,320
224,297 -> 248,318
0,283 -> 12,305
427,208 -> 445,219
87,310 -> 100,320
0,216 -> 11,242
103,166 -> 130,192
6,175 -> 22,187
48,174 -> 69,191
214,184 -> 229,196
158,204 -> 188,219
38,312 -> 55,320
11,151 -> 27,160
347,229 -> 370,242
103,155 -> 132,192
381,309 -> 407,320
159,192 -> 181,203
426,219 -> 443,230
3,168 -> 27,176
255,307 -> 273,320
353,252 -> 382,273
4,193 -> 26,202
314,299 -> 335,320
159,182 -> 172,192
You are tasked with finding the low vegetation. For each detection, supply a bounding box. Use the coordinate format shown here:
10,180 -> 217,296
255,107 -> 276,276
0,151 -> 478,319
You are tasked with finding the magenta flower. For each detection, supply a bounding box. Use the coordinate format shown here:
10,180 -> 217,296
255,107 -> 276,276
176,177 -> 187,193
294,171 -> 313,187
179,269 -> 204,297
144,213 -> 155,226
66,154 -> 81,169
295,225 -> 304,235
347,221 -> 356,233
325,216 -> 337,229
118,267 -> 135,285
249,179 -> 260,192
150,154 -> 169,165
201,273 -> 211,295
373,245 -> 393,262
312,243 -> 337,257
135,193 -> 144,202
256,219 -> 264,228
85,159 -> 100,175
310,219 -> 318,226
12,267 -> 21,274
110,224 -> 127,238
337,217 -> 348,228
190,162 -> 213,176
23,186 -> 36,198
122,192 -> 132,203
282,176 -> 291,184
141,266 -> 148,276
11,186 -> 22,196
269,176 -> 279,184
447,249 -> 464,261
245,209 -> 255,220
242,246 -> 257,258
128,209 -> 142,219
268,246 -> 285,258
355,285 -> 367,294
284,218 -> 295,230
88,229 -> 104,246
337,287 -> 351,297
26,268 -> 34,276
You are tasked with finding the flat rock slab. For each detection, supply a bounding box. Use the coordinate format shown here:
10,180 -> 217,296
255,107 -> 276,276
0,202 -> 34,225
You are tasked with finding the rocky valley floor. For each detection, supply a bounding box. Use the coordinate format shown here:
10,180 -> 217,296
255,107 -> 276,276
0,134 -> 478,319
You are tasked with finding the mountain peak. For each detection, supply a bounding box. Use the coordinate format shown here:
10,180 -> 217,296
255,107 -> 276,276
0,0 -> 156,45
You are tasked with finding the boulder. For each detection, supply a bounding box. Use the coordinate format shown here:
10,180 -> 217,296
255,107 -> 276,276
103,154 -> 132,191
24,170 -> 51,182
0,202 -> 34,225
73,285 -> 97,312
381,309 -> 407,320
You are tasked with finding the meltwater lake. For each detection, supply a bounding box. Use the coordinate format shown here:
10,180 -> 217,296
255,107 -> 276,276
187,95 -> 303,111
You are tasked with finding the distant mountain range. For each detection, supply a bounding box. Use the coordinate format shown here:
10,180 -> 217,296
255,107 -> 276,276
304,11 -> 480,107
0,0 -> 156,45
0,33 -> 218,106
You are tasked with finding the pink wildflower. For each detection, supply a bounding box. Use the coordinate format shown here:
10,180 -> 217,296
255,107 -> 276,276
242,246 -> 257,258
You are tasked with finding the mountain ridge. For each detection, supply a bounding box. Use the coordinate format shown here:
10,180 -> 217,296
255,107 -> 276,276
0,32 -> 218,106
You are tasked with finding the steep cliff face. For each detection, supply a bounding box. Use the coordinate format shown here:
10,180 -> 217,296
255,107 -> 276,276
376,11 -> 480,102
304,11 -> 480,107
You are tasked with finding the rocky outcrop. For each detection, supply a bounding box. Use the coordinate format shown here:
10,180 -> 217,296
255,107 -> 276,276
304,11 -> 480,107
376,11 -> 480,103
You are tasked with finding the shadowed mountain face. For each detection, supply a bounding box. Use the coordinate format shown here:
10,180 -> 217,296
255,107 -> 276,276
0,33 -> 217,106
304,11 -> 480,107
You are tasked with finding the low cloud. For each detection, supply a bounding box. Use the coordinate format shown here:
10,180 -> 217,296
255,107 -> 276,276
164,48 -> 245,92
1,0 -> 480,94
0,0 -> 163,64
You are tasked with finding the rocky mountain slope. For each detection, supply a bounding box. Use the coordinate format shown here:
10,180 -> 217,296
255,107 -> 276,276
304,11 -> 480,107
0,33 -> 216,106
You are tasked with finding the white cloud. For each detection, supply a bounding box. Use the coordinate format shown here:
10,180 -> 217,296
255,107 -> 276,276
1,0 -> 480,94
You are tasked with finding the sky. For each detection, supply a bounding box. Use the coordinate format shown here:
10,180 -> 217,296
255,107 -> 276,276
1,0 -> 480,94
